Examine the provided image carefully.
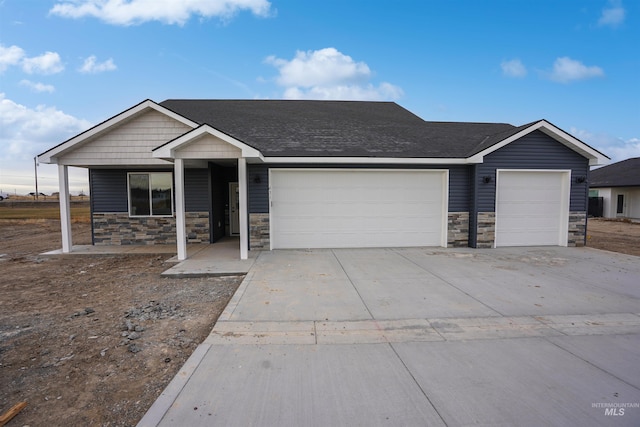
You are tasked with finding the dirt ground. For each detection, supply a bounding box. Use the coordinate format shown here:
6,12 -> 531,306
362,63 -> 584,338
0,217 -> 638,426
0,220 -> 242,426
586,217 -> 640,257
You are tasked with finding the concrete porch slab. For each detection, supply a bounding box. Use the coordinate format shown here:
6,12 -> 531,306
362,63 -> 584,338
42,244 -> 184,256
161,239 -> 257,277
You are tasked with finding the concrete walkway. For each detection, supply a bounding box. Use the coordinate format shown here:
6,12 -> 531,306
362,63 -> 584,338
139,247 -> 640,426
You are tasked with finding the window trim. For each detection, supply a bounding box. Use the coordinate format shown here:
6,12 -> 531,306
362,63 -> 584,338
127,172 -> 174,217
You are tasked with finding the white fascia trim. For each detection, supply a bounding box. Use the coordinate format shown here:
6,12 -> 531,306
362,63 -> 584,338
468,120 -> 610,166
38,100 -> 198,164
152,124 -> 262,160
537,123 -> 610,166
262,156 -> 471,164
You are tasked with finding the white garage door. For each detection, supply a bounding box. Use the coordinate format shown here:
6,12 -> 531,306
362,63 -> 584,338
270,169 -> 447,249
495,170 -> 570,247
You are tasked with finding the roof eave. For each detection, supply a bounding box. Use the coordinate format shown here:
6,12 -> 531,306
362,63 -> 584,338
467,120 -> 611,166
260,157 -> 475,165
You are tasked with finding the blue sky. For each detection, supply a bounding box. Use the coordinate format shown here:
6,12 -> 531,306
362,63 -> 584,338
1,0 -> 638,194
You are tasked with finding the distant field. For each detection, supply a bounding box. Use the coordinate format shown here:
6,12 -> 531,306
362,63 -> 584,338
0,203 -> 91,222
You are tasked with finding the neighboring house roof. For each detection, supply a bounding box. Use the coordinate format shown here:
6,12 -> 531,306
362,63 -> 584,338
38,99 -> 609,165
590,157 -> 640,188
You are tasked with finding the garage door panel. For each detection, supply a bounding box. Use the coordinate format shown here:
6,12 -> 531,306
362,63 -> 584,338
495,171 -> 569,247
270,169 -> 446,249
498,202 -> 562,216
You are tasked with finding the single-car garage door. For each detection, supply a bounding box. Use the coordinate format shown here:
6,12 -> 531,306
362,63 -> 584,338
270,169 -> 448,249
495,170 -> 570,247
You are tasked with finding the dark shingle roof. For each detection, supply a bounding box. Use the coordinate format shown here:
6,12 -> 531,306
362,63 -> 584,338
159,99 -> 516,158
590,157 -> 640,187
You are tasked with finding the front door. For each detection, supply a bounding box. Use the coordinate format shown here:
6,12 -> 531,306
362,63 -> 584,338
229,182 -> 240,235
616,193 -> 626,217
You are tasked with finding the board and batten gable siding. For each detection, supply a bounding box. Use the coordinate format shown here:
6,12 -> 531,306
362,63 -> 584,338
475,130 -> 589,213
89,168 -> 210,213
174,134 -> 241,159
246,163 -> 471,214
59,110 -> 192,166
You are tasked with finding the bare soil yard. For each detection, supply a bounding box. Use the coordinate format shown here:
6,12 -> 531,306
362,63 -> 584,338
0,210 -> 638,426
0,218 -> 242,426
586,217 -> 640,257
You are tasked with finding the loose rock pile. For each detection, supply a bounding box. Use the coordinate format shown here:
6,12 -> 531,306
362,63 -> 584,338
121,301 -> 184,353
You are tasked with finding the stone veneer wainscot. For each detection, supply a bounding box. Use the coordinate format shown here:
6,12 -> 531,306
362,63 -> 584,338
93,212 -> 209,245
476,212 -> 496,248
568,211 -> 586,247
447,212 -> 469,247
249,213 -> 270,250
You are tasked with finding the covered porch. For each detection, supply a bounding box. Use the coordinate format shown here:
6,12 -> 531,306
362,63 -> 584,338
47,122 -> 263,262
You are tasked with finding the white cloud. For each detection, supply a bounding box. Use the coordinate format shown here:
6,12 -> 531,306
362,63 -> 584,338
50,0 -> 272,26
22,51 -> 65,75
0,44 -> 65,75
548,57 -> 604,83
0,94 -> 92,194
79,55 -> 117,73
19,79 -> 56,93
266,48 -> 403,101
266,48 -> 371,87
0,44 -> 25,72
0,93 -> 91,160
571,127 -> 640,163
501,59 -> 527,78
598,0 -> 625,27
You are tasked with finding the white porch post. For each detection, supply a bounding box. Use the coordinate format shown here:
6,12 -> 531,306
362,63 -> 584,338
174,159 -> 187,261
58,165 -> 73,253
238,157 -> 248,260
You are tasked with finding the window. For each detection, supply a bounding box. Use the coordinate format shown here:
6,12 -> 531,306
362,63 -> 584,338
128,172 -> 173,216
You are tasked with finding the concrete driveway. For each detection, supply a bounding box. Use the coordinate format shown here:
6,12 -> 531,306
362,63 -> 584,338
140,247 -> 640,426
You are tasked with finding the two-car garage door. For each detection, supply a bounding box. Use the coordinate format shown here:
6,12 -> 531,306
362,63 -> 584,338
270,169 -> 447,249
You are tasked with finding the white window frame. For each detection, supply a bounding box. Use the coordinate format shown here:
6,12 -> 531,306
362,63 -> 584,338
127,172 -> 174,217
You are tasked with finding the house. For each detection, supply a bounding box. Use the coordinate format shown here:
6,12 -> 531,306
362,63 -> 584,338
589,157 -> 640,219
38,99 -> 609,260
